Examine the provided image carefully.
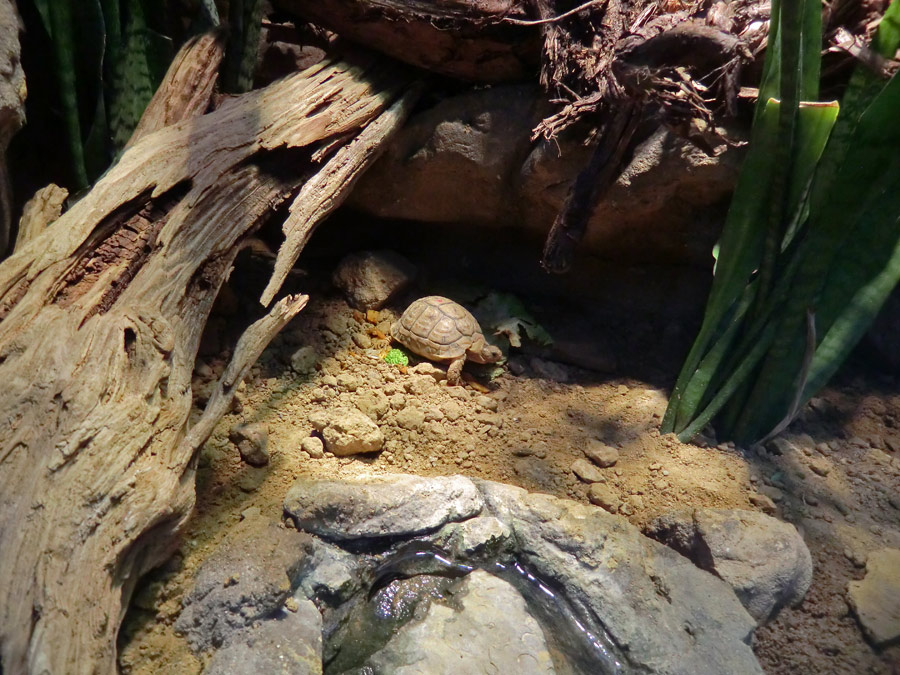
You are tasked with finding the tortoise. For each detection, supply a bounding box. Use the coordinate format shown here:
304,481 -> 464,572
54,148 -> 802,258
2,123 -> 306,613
391,296 -> 502,385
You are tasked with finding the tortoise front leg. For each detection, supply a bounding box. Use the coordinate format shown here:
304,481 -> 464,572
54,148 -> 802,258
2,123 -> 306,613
446,357 -> 465,386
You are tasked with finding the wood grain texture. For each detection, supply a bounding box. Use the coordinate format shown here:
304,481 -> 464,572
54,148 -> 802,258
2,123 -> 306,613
0,54 -> 411,674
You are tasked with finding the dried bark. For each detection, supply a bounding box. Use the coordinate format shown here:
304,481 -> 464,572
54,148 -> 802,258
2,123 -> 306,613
0,46 -> 415,674
272,0 -> 541,82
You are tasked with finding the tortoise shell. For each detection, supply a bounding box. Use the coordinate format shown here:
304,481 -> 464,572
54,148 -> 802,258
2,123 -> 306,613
391,296 -> 486,361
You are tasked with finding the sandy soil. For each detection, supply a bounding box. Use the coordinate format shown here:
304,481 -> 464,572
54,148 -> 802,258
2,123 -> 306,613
118,254 -> 900,674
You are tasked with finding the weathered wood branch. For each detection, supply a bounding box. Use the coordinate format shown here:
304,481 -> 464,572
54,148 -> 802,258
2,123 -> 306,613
0,51 -> 413,674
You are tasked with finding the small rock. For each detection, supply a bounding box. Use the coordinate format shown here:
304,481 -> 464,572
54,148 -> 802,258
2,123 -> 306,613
229,422 -> 269,467
475,395 -> 499,411
352,332 -> 372,349
410,362 -> 447,381
195,361 -> 214,379
507,358 -> 527,376
336,372 -> 359,391
571,458 -> 605,483
529,357 -> 569,382
475,413 -> 502,427
588,484 -> 621,513
586,442 -> 619,468
440,399 -> 463,421
617,384 -> 629,395
355,390 -> 390,420
749,493 -> 777,514
300,436 -> 325,459
332,249 -> 416,310
766,438 -> 798,456
289,345 -> 318,375
237,468 -> 267,493
423,406 -> 444,422
389,393 -> 407,410
847,548 -> 900,647
308,408 -> 384,456
808,457 -> 831,477
394,406 -> 426,431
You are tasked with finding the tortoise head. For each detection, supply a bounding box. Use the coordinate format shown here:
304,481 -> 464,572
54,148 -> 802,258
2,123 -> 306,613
468,342 -> 503,364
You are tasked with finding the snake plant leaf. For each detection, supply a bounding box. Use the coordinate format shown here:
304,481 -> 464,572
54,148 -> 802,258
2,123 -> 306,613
662,101 -> 781,433
107,0 -> 172,150
223,0 -> 263,93
33,0 -> 108,188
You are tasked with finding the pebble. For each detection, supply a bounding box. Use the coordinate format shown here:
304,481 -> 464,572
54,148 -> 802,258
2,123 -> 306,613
476,413 -> 502,427
237,468 -> 267,492
289,345 -> 318,374
808,458 -> 831,477
352,332 -> 372,349
586,442 -> 619,468
440,400 -> 463,421
195,361 -> 214,379
395,406 -> 426,431
336,372 -> 359,391
389,393 -> 407,410
571,458 -> 605,483
617,384 -> 629,395
356,390 -> 390,420
649,462 -> 663,472
424,407 -> 445,422
229,422 -> 270,467
476,395 -> 499,412
588,484 -> 621,513
301,436 -> 325,459
410,362 -> 447,382
749,493 -> 777,514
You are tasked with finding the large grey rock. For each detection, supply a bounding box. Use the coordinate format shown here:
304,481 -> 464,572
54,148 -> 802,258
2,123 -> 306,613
280,474 -> 762,673
294,536 -> 363,604
364,569 -> 556,674
350,86 -> 742,265
332,249 -> 416,310
284,473 -> 484,540
477,481 -> 762,675
308,407 -> 384,456
847,547 -> 900,647
645,508 -> 813,624
205,599 -> 323,675
175,516 -> 309,651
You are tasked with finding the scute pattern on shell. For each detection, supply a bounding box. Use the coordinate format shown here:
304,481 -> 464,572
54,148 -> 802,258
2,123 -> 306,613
392,296 -> 481,360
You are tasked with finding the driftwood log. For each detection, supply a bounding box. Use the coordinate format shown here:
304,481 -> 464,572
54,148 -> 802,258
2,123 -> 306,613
0,34 -> 415,673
